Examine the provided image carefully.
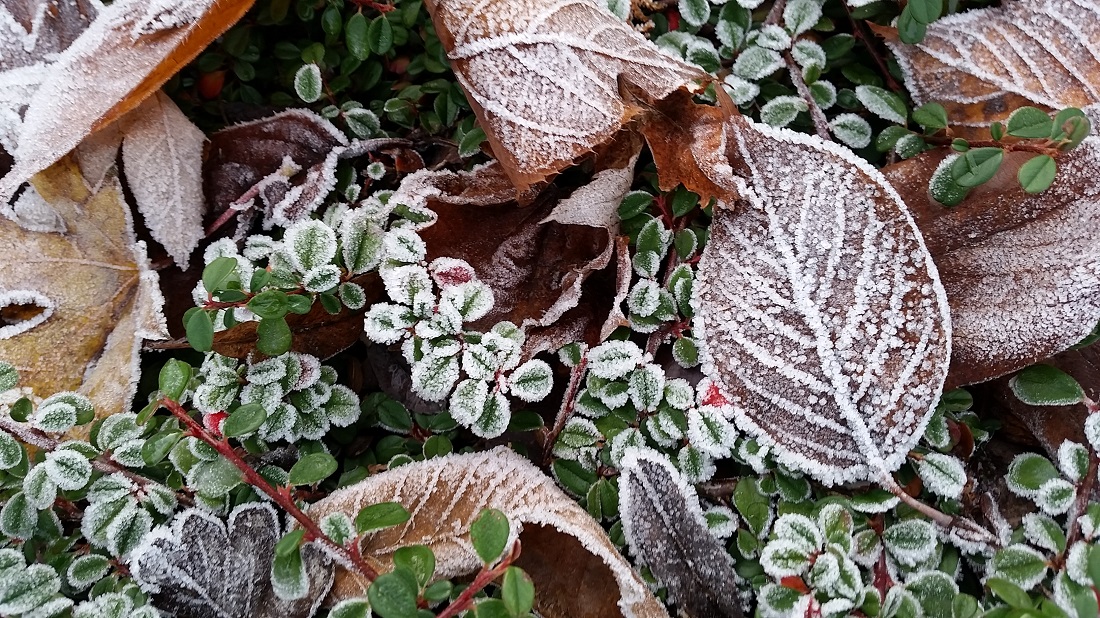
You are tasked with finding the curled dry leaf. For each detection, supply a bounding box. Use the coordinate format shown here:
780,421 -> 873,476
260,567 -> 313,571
883,141 -> 1100,388
0,155 -> 168,419
308,447 -> 668,618
203,109 -> 348,229
693,111 -> 951,486
884,0 -> 1100,126
620,448 -> 743,618
0,0 -> 256,202
132,502 -> 334,618
423,0 -> 704,192
121,91 -> 206,269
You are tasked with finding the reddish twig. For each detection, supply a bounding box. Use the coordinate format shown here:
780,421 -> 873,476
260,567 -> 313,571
161,397 -> 380,581
543,358 -> 588,465
1056,396 -> 1100,567
435,541 -> 522,618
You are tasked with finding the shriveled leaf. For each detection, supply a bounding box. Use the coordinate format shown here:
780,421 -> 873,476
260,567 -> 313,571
120,91 -> 206,269
203,109 -> 349,228
0,0 -> 256,202
309,447 -> 669,618
0,156 -> 167,420
884,141 -> 1100,387
884,0 -> 1100,126
620,448 -> 743,618
423,0 -> 703,192
694,112 -> 950,485
131,502 -> 333,618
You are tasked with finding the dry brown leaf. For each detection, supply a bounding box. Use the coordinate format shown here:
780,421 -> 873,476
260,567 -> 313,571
0,155 -> 167,419
121,91 -> 206,269
308,447 -> 668,618
883,142 -> 1100,389
0,0 -> 255,202
694,112 -> 950,486
884,0 -> 1100,126
423,0 -> 704,192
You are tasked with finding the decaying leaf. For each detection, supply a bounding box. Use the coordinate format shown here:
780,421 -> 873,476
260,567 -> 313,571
620,448 -> 743,618
883,141 -> 1100,388
121,91 -> 206,269
423,0 -> 704,192
308,447 -> 668,618
132,502 -> 334,618
0,155 -> 167,419
0,0 -> 255,202
694,113 -> 951,486
884,0 -> 1100,126
203,109 -> 349,229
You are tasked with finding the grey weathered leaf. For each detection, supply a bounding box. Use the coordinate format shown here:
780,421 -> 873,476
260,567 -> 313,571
885,0 -> 1100,126
883,139 -> 1100,388
131,502 -> 334,618
308,447 -> 668,618
619,448 -> 743,618
693,114 -> 950,486
424,0 -> 704,191
121,91 -> 206,269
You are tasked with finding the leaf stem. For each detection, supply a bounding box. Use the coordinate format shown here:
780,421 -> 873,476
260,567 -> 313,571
543,357 -> 588,466
160,397 -> 381,581
435,541 -> 522,618
880,473 -> 1000,549
783,52 -> 831,141
923,134 -> 1062,154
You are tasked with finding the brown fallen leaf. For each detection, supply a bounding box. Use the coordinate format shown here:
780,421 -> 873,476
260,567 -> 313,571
423,0 -> 704,192
694,110 -> 950,486
0,0 -> 256,202
0,155 -> 167,419
203,109 -> 350,229
883,142 -> 1100,388
308,447 -> 669,618
883,0 -> 1100,126
121,91 -> 207,269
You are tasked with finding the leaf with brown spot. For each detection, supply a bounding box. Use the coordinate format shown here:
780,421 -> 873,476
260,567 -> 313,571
883,141 -> 1100,389
0,155 -> 168,419
694,112 -> 950,486
309,447 -> 669,618
884,0 -> 1100,126
423,0 -> 704,192
0,0 -> 256,202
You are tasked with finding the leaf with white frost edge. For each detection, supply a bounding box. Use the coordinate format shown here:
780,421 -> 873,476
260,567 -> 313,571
0,156 -> 168,426
131,502 -> 333,618
308,447 -> 669,618
120,91 -> 206,269
611,448 -> 743,618
693,115 -> 950,486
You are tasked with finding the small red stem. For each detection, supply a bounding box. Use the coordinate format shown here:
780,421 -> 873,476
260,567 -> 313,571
161,398 -> 380,581
435,541 -> 522,618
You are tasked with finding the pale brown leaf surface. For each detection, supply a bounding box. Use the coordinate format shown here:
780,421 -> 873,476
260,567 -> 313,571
694,111 -> 950,485
0,155 -> 167,419
884,0 -> 1100,126
883,142 -> 1100,389
309,447 -> 668,618
620,448 -> 742,618
423,0 -> 704,192
121,91 -> 206,269
0,0 -> 255,203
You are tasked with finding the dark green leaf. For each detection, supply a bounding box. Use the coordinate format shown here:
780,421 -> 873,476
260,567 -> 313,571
202,257 -> 239,293
470,508 -> 509,564
501,567 -> 535,615
987,577 -> 1033,609
911,102 -> 948,131
141,431 -> 182,466
907,0 -> 942,24
368,16 -> 394,55
185,309 -> 214,353
256,316 -> 292,356
368,568 -> 419,618
223,404 -> 268,438
1009,364 -> 1085,406
355,502 -> 411,534
158,359 -> 192,402
1006,107 -> 1054,139
950,147 -> 1003,187
288,452 -> 338,485
248,290 -> 289,320
1017,155 -> 1056,194
897,6 -> 928,43
1051,108 -> 1091,149
393,545 -> 435,587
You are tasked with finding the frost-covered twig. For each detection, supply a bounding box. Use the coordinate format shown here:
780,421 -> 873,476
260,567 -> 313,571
161,397 -> 381,581
544,357 -> 587,464
1057,395 -> 1100,565
784,52 -> 831,140
880,473 -> 1000,549
435,541 -> 522,618
764,0 -> 788,26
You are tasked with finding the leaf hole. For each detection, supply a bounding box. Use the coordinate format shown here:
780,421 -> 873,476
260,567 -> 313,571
0,291 -> 55,339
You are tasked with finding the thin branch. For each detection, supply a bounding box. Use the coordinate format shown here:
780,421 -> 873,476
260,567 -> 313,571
784,52 -> 831,140
435,541 -> 522,618
880,473 -> 1000,548
161,397 -> 381,581
543,358 -> 588,465
765,0 -> 788,25
1057,396 -> 1100,566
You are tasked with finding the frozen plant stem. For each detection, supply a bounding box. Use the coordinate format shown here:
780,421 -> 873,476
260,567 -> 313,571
880,473 -> 1000,548
544,357 -> 588,464
784,52 -> 831,140
1059,395 -> 1100,564
160,397 -> 381,581
436,541 -> 522,618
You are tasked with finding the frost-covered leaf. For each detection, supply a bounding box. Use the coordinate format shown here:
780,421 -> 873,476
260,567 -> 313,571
619,448 -> 742,618
694,114 -> 950,485
309,447 -> 669,618
884,0 -> 1100,126
508,359 -> 553,402
884,142 -> 1100,387
131,502 -> 333,618
423,0 -> 703,191
916,452 -> 967,499
588,340 -> 642,380
0,563 -> 61,615
882,519 -> 937,567
0,156 -> 167,423
120,91 -> 205,269
0,0 -> 256,202
989,544 -> 1049,590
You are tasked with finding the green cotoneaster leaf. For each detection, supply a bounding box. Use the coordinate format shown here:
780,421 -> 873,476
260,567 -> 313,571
470,508 -> 509,565
1016,154 -> 1056,194
1009,364 -> 1085,406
